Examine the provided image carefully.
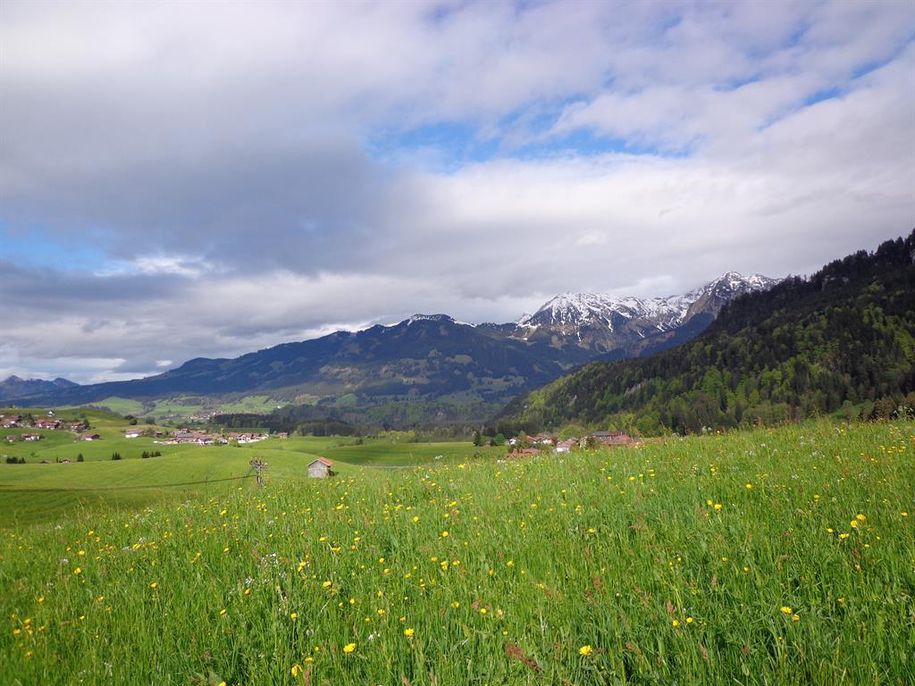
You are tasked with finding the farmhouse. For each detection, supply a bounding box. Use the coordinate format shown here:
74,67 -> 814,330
21,433 -> 41,441
81,432 -> 101,441
124,428 -> 145,438
591,431 -> 635,446
308,457 -> 334,478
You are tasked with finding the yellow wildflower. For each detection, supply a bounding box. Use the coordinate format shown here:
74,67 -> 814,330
291,664 -> 302,677
404,628 -> 414,637
780,606 -> 792,614
579,645 -> 593,656
343,642 -> 356,654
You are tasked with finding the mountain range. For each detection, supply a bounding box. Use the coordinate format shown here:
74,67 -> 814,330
2,272 -> 778,422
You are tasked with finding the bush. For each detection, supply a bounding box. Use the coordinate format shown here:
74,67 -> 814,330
111,452 -> 122,461
76,453 -> 84,463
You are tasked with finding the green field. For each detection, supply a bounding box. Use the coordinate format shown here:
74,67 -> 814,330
1,419 -> 913,685
0,411 -> 490,526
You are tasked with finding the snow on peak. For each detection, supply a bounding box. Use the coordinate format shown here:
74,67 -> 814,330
522,272 -> 779,332
406,313 -> 455,324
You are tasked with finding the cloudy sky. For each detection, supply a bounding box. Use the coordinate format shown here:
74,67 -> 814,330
1,0 -> 913,383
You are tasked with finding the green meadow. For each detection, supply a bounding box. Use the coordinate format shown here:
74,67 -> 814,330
1,418 -> 913,685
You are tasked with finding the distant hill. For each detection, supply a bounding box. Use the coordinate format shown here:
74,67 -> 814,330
497,230 -> 915,436
0,376 -> 77,403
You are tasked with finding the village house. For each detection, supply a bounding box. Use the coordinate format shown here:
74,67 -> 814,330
531,433 -> 557,446
0,414 -> 22,428
308,457 -> 334,478
81,432 -> 101,441
591,431 -> 635,446
124,428 -> 145,438
556,438 -> 579,453
33,418 -> 61,430
22,433 -> 41,441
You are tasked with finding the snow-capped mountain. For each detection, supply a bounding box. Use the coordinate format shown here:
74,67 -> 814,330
512,272 -> 779,354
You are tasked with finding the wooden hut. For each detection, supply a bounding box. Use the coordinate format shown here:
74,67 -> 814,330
308,457 -> 334,478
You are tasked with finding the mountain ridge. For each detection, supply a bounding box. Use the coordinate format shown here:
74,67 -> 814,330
2,272 -> 780,421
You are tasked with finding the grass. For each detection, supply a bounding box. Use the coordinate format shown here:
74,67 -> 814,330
81,397 -> 147,416
216,396 -> 286,414
0,420 -> 913,685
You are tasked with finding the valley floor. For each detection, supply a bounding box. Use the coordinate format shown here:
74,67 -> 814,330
1,420 -> 913,685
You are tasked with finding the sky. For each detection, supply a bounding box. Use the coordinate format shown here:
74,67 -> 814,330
1,0 -> 913,383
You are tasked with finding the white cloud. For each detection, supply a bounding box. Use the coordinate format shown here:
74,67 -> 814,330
0,0 -> 912,381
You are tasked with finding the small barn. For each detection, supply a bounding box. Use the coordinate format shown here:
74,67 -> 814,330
308,457 -> 334,479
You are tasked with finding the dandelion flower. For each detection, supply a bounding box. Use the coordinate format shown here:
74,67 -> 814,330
791,614 -> 800,622
291,664 -> 302,677
579,645 -> 593,656
672,619 -> 680,627
73,567 -> 82,575
343,642 -> 356,654
322,580 -> 332,589
404,628 -> 414,637
440,530 -> 449,538
149,581 -> 158,589
780,606 -> 792,614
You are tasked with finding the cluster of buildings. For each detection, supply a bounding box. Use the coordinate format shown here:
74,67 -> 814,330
155,429 -> 281,446
1,412 -> 89,432
2,412 -> 94,442
507,430 -> 635,457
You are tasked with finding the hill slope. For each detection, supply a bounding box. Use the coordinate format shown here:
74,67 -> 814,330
498,230 -> 915,435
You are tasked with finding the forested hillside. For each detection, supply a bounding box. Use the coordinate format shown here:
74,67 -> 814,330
498,231 -> 915,435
